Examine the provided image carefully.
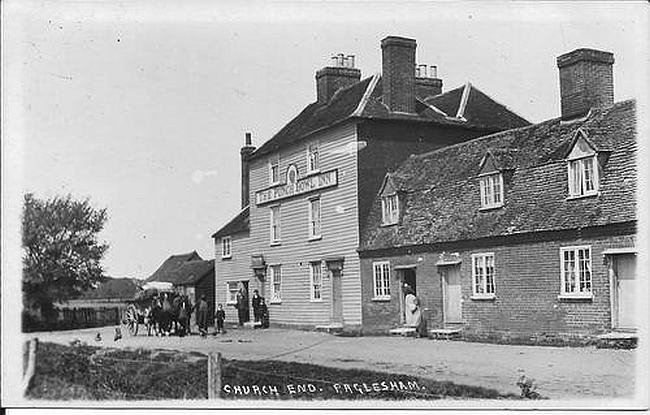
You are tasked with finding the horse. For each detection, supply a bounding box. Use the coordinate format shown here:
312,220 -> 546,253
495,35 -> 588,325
145,297 -> 163,336
174,296 -> 192,337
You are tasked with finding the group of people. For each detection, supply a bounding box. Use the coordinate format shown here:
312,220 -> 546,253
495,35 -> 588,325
234,288 -> 269,328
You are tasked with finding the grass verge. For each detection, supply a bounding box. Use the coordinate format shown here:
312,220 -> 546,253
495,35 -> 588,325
26,341 -> 521,401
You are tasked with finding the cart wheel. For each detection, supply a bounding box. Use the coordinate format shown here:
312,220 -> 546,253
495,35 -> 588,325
124,305 -> 139,336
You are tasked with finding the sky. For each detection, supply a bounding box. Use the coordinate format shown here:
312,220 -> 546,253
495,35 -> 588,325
2,1 -> 648,279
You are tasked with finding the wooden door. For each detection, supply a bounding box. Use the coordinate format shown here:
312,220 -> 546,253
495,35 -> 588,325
444,266 -> 462,323
615,254 -> 636,330
331,269 -> 343,323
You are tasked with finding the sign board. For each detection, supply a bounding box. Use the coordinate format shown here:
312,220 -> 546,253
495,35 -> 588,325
255,169 -> 338,205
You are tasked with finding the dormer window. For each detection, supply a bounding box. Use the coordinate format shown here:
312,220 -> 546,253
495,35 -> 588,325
379,174 -> 401,226
479,172 -> 504,209
381,194 -> 399,225
566,130 -> 599,198
307,143 -> 320,173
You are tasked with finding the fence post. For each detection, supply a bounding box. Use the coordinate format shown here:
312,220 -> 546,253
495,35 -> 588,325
21,338 -> 38,396
207,352 -> 222,399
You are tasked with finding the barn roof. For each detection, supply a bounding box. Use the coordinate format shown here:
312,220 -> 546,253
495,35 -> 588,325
147,251 -> 202,282
147,259 -> 214,286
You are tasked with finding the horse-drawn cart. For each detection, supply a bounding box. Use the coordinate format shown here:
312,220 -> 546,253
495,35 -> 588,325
122,281 -> 175,336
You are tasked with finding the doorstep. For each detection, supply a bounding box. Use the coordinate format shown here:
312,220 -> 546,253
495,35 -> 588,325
429,328 -> 462,340
316,323 -> 344,334
389,327 -> 417,337
595,331 -> 637,349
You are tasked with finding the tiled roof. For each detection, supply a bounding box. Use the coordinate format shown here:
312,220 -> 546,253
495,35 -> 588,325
361,100 -> 636,251
251,76 -> 530,159
147,251 -> 202,282
211,206 -> 250,238
81,277 -> 140,300
148,259 -> 214,286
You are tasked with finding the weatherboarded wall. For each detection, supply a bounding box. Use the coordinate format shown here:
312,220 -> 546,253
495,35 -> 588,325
246,121 -> 362,327
215,230 -> 254,324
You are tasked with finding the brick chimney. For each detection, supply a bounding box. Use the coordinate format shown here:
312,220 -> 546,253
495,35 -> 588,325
316,54 -> 361,105
415,64 -> 443,99
240,132 -> 255,209
557,48 -> 614,120
381,36 -> 417,113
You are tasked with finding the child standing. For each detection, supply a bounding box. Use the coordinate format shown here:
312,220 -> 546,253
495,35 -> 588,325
215,303 -> 226,334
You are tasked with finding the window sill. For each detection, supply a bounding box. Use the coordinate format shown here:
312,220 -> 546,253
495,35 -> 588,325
308,235 -> 322,242
470,294 -> 496,301
566,192 -> 599,200
226,301 -> 236,306
270,241 -> 282,247
558,294 -> 593,301
269,181 -> 281,188
310,299 -> 323,303
269,300 -> 282,305
305,169 -> 320,177
479,204 -> 504,212
372,297 -> 391,302
380,222 -> 398,227
221,256 -> 232,261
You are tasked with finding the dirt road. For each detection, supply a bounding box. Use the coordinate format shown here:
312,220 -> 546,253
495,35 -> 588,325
28,326 -> 636,400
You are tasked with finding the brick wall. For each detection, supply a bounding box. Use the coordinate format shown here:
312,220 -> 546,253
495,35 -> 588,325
360,231 -> 635,336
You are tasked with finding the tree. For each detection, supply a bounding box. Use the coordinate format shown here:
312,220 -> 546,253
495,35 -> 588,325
22,193 -> 109,320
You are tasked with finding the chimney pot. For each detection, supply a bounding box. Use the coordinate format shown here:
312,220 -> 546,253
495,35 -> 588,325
316,53 -> 361,104
415,63 -> 443,99
557,48 -> 615,120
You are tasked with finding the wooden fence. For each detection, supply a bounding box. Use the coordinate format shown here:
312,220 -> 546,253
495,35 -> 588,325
22,306 -> 126,332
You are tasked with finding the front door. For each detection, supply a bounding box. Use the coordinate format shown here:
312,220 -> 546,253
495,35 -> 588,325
331,269 -> 343,323
613,254 -> 636,330
443,265 -> 462,324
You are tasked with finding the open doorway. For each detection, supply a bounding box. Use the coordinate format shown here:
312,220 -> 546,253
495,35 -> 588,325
403,268 -> 416,294
397,267 -> 417,325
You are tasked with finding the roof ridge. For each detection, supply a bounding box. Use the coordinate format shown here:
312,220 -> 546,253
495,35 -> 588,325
352,73 -> 380,117
455,82 -> 472,119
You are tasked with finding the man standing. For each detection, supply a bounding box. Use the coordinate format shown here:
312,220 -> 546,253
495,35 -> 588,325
251,289 -> 262,323
196,295 -> 209,337
235,286 -> 248,326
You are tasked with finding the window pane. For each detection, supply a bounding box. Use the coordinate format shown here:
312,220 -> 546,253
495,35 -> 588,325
474,257 -> 485,294
479,178 -> 486,206
584,158 -> 595,192
373,264 -> 381,297
485,255 -> 495,294
563,250 -> 576,293
493,176 -> 502,204
312,263 -> 322,299
382,263 -> 390,296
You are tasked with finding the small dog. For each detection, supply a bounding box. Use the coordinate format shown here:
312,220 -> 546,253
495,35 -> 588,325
114,327 -> 123,341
